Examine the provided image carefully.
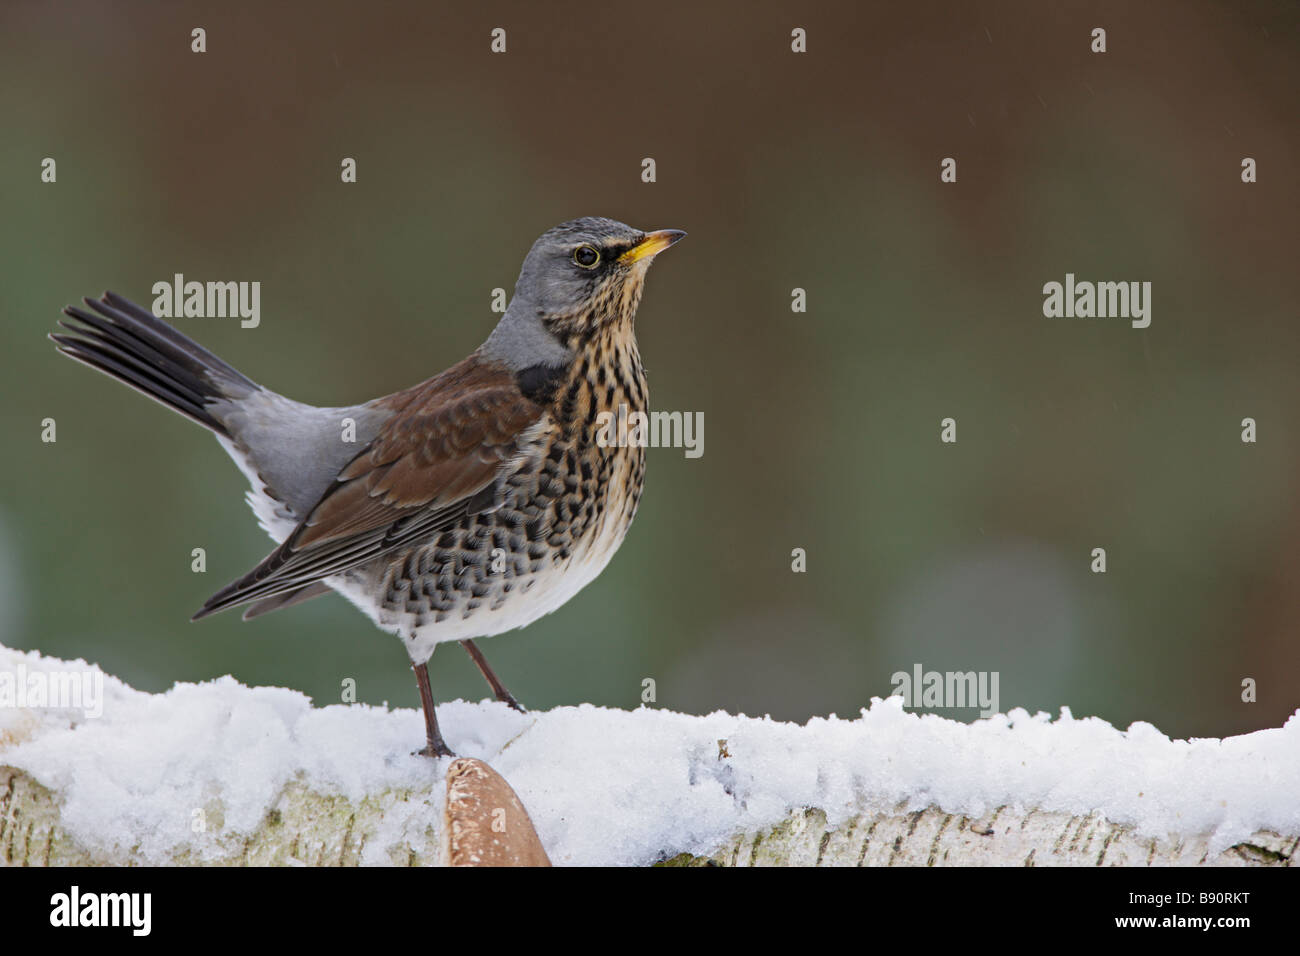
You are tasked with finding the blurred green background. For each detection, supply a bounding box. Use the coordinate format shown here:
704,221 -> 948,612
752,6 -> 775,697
1,1 -> 1296,739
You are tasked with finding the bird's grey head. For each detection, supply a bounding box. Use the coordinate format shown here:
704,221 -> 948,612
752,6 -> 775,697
481,216 -> 685,371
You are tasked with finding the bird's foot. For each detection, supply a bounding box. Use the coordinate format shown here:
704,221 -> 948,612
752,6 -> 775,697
413,740 -> 457,759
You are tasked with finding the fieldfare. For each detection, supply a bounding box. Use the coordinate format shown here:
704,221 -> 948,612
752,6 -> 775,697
51,217 -> 685,757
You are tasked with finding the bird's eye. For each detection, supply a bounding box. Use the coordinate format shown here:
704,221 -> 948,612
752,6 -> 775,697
573,244 -> 601,269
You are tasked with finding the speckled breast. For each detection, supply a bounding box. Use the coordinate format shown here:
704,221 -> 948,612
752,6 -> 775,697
355,344 -> 648,652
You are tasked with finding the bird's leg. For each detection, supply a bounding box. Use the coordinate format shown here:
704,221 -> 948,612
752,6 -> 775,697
412,660 -> 455,758
460,639 -> 526,713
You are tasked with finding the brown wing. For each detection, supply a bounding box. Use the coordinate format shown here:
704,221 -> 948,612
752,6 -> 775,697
194,354 -> 546,619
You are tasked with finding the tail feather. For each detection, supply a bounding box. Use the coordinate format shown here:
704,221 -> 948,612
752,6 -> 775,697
51,291 -> 257,437
240,581 -> 333,621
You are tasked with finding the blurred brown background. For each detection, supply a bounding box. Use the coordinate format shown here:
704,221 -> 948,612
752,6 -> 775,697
1,0 -> 1296,738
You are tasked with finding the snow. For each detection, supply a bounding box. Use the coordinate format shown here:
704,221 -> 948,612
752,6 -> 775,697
1,643 -> 1297,866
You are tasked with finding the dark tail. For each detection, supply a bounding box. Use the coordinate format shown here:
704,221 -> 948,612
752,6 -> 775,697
50,291 -> 258,437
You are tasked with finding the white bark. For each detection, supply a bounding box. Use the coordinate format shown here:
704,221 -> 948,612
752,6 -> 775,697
2,764 -> 1292,866
1,759 -> 554,867
665,806 -> 1296,867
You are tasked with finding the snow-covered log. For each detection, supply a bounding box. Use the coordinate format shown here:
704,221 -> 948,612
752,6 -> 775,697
1,645 -> 1296,866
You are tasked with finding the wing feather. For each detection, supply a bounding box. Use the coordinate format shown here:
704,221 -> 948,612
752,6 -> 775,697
194,354 -> 547,619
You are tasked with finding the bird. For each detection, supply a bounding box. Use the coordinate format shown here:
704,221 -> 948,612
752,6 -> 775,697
50,216 -> 685,758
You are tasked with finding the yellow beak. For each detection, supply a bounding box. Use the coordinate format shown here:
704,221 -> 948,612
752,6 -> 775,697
619,229 -> 687,264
